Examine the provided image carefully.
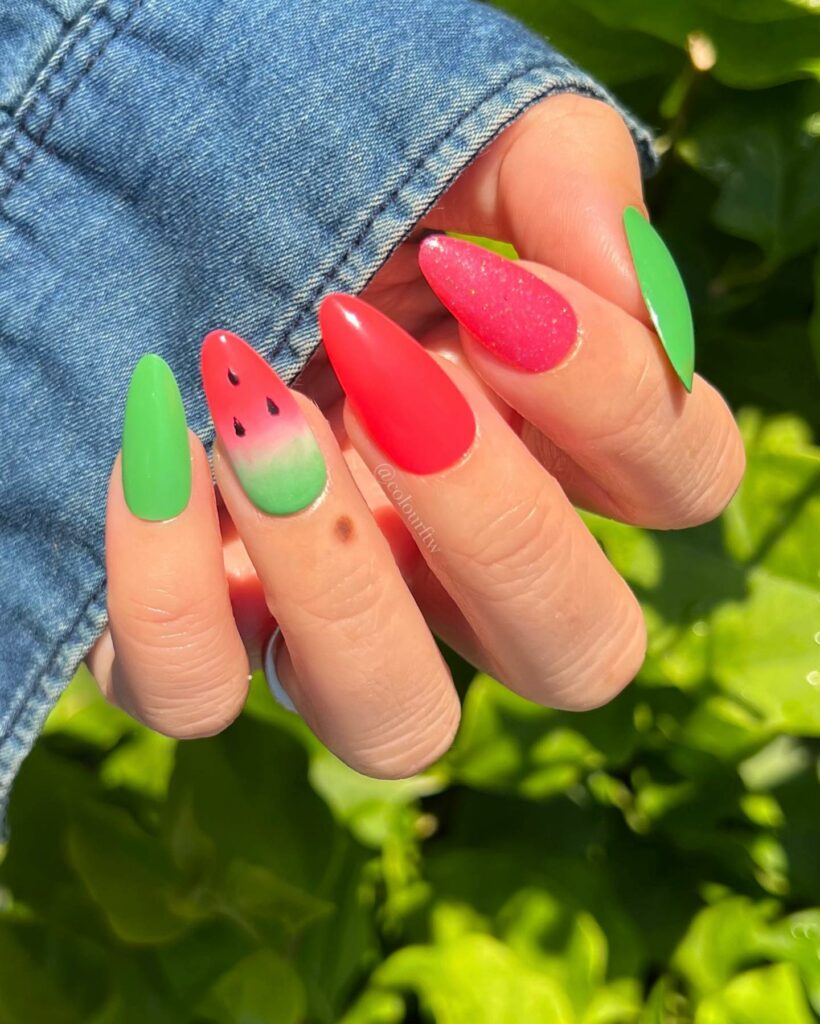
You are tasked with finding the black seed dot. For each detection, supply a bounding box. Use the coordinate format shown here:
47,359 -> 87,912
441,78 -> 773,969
233,417 -> 246,437
227,369 -> 240,385
266,397 -> 280,416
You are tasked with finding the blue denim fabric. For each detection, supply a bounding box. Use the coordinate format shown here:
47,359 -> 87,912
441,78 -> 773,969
0,0 -> 656,819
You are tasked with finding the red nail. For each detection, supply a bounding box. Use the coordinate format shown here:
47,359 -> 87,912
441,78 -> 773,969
419,235 -> 577,372
319,294 -> 475,474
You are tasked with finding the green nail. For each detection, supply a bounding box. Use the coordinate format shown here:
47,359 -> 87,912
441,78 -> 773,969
623,206 -> 695,391
122,355 -> 192,521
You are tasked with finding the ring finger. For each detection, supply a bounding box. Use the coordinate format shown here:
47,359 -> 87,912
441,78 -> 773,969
320,294 -> 647,711
417,235 -> 746,529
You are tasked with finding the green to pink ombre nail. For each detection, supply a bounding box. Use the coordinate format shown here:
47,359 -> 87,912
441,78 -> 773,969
200,331 -> 326,515
624,206 -> 695,392
122,354 -> 192,521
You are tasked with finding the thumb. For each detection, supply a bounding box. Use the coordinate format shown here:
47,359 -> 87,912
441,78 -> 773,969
422,93 -> 651,324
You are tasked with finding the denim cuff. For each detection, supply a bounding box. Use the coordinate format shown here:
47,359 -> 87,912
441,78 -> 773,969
0,0 -> 656,824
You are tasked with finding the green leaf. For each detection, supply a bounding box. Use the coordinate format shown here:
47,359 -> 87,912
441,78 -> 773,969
493,0 -> 680,85
588,414 -> 820,734
99,729 -> 176,800
156,920 -> 255,1008
374,933 -> 575,1024
446,673 -> 639,799
198,949 -> 306,1024
447,233 -> 519,261
639,976 -> 689,1024
222,859 -> 334,936
678,82 -> 820,265
308,745 -> 444,848
673,897 -> 778,996
164,716 -> 338,892
566,0 -> 820,86
297,841 -> 381,1023
337,990 -> 405,1024
0,746 -> 118,946
66,802 -> 189,944
812,254 -> 820,379
762,910 -> 820,1012
694,963 -> 815,1023
0,923 -> 89,1024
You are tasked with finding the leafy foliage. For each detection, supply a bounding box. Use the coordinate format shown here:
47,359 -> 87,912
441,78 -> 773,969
1,1 -> 819,1020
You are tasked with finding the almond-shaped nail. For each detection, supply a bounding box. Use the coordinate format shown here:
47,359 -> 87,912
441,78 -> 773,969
201,331 -> 327,515
419,235 -> 578,372
318,294 -> 475,474
122,354 -> 192,521
623,206 -> 695,391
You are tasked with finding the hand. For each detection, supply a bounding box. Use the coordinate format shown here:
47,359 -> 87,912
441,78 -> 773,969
87,95 -> 745,777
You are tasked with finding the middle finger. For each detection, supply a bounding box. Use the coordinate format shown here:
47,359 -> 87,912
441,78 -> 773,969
320,294 -> 646,711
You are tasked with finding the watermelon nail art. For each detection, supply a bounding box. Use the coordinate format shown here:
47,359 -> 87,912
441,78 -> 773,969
201,331 -> 327,515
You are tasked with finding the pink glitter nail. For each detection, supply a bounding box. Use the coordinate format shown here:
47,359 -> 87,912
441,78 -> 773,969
419,235 -> 578,373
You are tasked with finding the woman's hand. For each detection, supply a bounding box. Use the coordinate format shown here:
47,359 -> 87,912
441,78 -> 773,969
87,95 -> 745,777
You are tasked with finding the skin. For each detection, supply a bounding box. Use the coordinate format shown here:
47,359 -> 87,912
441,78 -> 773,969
88,95 -> 746,776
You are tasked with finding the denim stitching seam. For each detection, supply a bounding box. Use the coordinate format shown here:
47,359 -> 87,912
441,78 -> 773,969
274,61 -> 552,358
0,1 -> 110,167
273,66 -> 655,362
0,0 -> 144,203
0,578 -> 106,748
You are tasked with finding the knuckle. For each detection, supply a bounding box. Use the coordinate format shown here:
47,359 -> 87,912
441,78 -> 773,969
587,349 -> 666,452
672,419 -> 747,528
152,630 -> 247,734
562,598 -> 647,710
111,602 -> 249,738
533,94 -> 640,174
643,409 -> 746,530
450,480 -> 566,598
521,423 -> 575,479
151,680 -> 247,740
584,372 -> 747,530
113,584 -> 217,644
501,587 -> 646,711
348,685 -> 461,780
291,558 -> 392,642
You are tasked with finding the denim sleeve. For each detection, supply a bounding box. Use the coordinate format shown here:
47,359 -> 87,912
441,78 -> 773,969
0,0 -> 656,818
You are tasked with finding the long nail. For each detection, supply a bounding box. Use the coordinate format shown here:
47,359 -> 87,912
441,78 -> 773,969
201,331 -> 327,515
419,235 -> 577,372
319,294 -> 475,474
122,354 -> 192,521
623,206 -> 695,391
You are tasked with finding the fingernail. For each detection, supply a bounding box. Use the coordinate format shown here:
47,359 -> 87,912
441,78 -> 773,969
446,231 -> 519,261
201,331 -> 327,515
122,354 -> 192,521
419,235 -> 577,372
623,206 -> 695,391
319,294 -> 475,474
